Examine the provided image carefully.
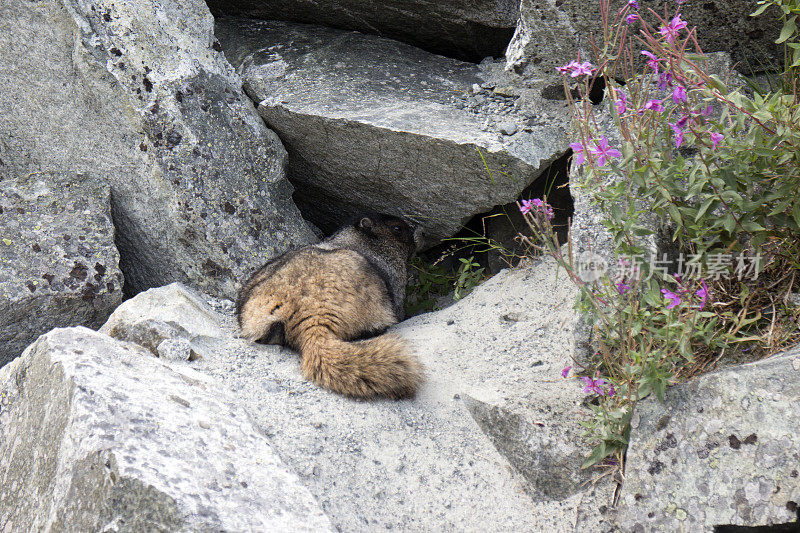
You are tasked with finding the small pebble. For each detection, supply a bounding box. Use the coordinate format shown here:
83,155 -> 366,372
498,121 -> 517,135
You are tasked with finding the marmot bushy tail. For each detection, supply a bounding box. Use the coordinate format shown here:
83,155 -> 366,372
236,213 -> 423,399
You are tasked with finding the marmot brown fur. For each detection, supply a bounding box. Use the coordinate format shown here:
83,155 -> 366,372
236,213 -> 423,399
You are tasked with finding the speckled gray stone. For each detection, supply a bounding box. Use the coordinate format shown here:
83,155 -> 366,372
0,327 -> 333,532
216,18 -> 570,243
614,345 -> 800,531
98,264 -> 616,531
0,172 -> 122,368
506,0 -> 781,81
206,0 -> 519,62
0,0 -> 313,299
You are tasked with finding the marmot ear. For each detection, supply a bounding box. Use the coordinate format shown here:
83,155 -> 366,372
358,216 -> 373,230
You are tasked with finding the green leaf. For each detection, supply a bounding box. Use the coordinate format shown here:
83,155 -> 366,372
740,220 -> 766,232
776,16 -> 798,43
581,442 -> 610,469
723,214 -> 737,233
792,201 -> 800,228
750,3 -> 772,17
695,198 -> 716,222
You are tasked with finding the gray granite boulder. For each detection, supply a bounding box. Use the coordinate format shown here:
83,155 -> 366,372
614,346 -> 800,531
0,172 -> 122,367
98,263 -> 615,531
506,0 -> 782,81
207,0 -> 519,62
0,327 -> 333,531
216,18 -> 570,243
0,0 -> 313,299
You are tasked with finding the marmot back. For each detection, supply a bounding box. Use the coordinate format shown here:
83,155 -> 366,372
236,213 -> 423,399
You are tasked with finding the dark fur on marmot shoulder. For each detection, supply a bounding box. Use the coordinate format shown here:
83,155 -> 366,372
236,213 -> 423,399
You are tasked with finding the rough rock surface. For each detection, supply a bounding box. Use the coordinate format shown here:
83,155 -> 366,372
506,0 -> 782,81
0,0 -> 313,299
0,327 -> 333,531
99,261 -> 615,531
207,0 -> 519,62
614,346 -> 800,531
0,172 -> 122,367
216,18 -> 570,243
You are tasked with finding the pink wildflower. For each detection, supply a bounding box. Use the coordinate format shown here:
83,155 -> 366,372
614,90 -> 628,114
581,376 -> 607,395
701,104 -> 714,116
668,121 -> 685,148
695,279 -> 709,309
616,280 -> 632,295
641,50 -> 662,73
710,132 -> 724,149
557,60 -> 595,77
607,385 -> 616,397
519,199 -> 533,215
571,61 -> 595,77
672,85 -> 687,103
627,0 -> 639,8
589,136 -> 622,167
658,71 -> 673,91
661,288 -> 681,309
570,141 -> 587,166
659,14 -> 688,44
562,365 -> 572,378
626,13 -> 640,24
531,198 -> 555,220
556,60 -> 578,74
640,99 -> 665,113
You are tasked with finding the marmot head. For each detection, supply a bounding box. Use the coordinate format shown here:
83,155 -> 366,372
351,213 -> 421,260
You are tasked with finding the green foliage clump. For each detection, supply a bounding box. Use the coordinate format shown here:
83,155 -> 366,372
525,0 -> 800,467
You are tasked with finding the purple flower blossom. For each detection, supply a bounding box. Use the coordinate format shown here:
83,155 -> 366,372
676,0 -> 686,4
668,121 -> 685,148
570,141 -> 587,166
657,71 -> 673,91
562,365 -> 572,378
626,13 -> 640,24
556,60 -> 578,74
701,104 -> 714,116
614,90 -> 628,114
641,50 -> 662,73
607,385 -> 616,397
710,132 -> 724,149
675,114 -> 690,129
531,198 -> 555,220
571,61 -> 595,77
627,0 -> 639,8
581,376 -> 607,395
695,279 -> 709,309
616,280 -> 632,295
661,288 -> 682,309
557,60 -> 595,77
589,136 -> 622,167
640,99 -> 666,113
520,199 -> 533,215
672,85 -> 688,103
659,14 -> 688,44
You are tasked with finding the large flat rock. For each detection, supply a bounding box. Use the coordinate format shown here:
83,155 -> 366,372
0,0 -> 313,299
507,0 -> 782,81
0,327 -> 332,531
97,259 -> 615,530
206,0 -> 519,62
0,172 -> 122,367
216,18 -> 570,243
614,346 -> 800,531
